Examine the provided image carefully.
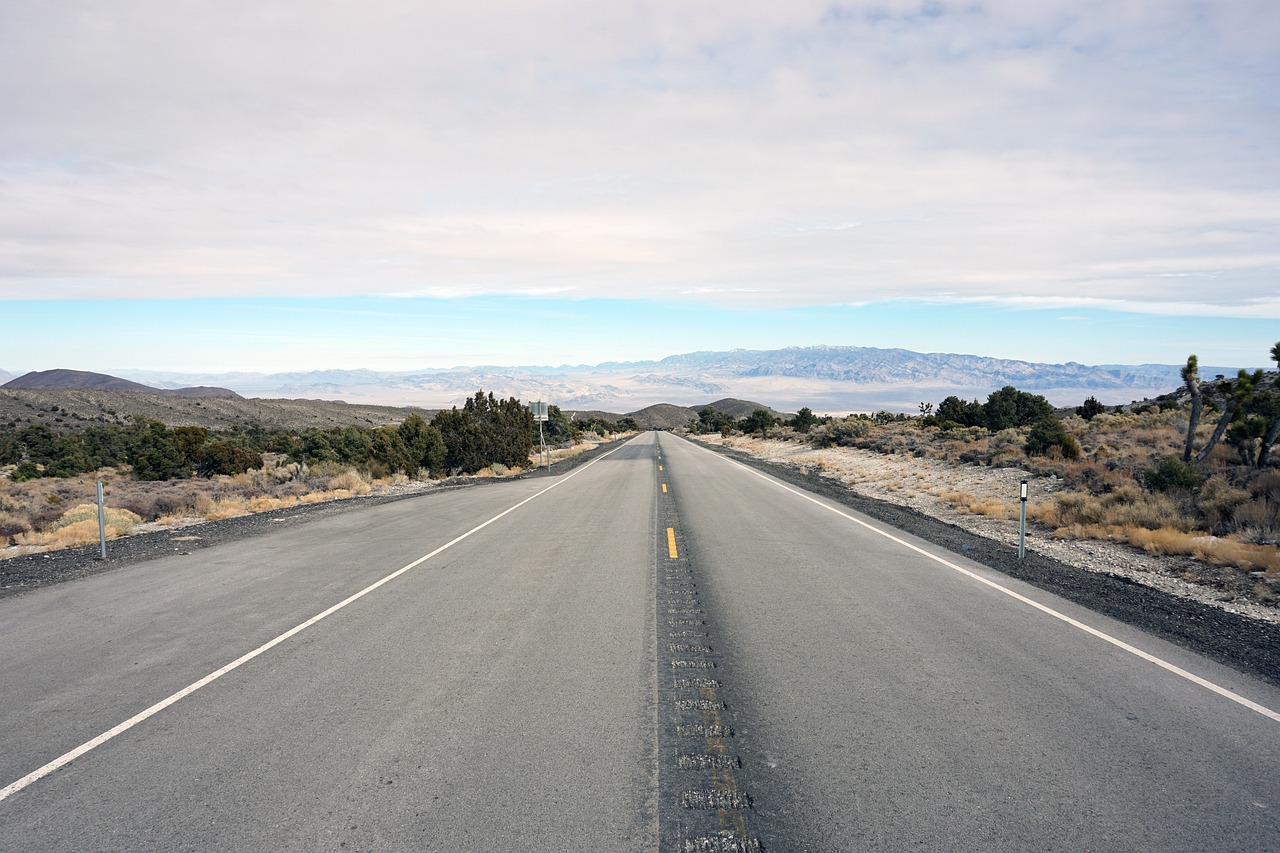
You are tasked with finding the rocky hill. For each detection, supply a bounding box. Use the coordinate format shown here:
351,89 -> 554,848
0,389 -> 436,432
3,369 -> 240,398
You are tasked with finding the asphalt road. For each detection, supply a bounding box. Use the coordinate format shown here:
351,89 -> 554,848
1,432 -> 1277,851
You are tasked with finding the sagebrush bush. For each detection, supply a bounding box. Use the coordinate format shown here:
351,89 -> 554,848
0,511 -> 32,543
1143,456 -> 1204,494
1043,485 -> 1194,532
810,417 -> 871,448
328,470 -> 371,495
1197,475 -> 1251,534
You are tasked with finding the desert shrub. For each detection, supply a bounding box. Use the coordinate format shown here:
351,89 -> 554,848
810,417 -> 870,448
739,409 -> 777,436
1076,396 -> 1106,421
790,407 -> 818,433
983,386 -> 1055,431
1045,484 -> 1193,532
1234,498 -> 1280,545
328,470 -> 371,495
1059,460 -> 1134,495
196,443 -> 263,477
55,502 -> 142,531
0,511 -> 31,543
1196,475 -> 1251,534
114,491 -> 161,520
433,392 -> 532,475
1025,417 -> 1082,459
1253,470 -> 1280,504
111,484 -> 200,521
304,459 -> 348,479
1143,456 -> 1204,493
11,461 -> 41,481
246,495 -> 298,512
398,414 -> 447,477
28,503 -> 64,530
131,421 -> 189,481
204,498 -> 248,520
936,396 -> 984,428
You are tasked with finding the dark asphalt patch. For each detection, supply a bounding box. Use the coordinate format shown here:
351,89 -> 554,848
655,436 -> 766,852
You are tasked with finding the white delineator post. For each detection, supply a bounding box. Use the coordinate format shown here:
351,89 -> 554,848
96,480 -> 107,560
1018,479 -> 1028,560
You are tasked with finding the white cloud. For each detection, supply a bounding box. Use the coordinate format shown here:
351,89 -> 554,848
1,1 -> 1276,317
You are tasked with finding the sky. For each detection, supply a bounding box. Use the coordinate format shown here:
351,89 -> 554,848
1,1 -> 1277,374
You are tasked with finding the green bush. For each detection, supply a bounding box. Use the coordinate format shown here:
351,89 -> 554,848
811,417 -> 870,448
1143,456 -> 1204,493
790,407 -> 818,433
1076,396 -> 1106,421
1025,417 -> 1081,459
432,391 -> 534,475
196,443 -> 264,477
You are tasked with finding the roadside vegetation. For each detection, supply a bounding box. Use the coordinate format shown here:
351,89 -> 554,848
686,344 -> 1280,604
0,391 -> 634,556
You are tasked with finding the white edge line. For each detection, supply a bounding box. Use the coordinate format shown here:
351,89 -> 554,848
692,439 -> 1280,724
0,443 -> 628,804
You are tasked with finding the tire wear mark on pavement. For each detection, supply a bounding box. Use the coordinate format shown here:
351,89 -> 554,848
654,438 -> 765,852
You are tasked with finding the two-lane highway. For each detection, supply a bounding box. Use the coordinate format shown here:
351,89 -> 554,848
655,433 -> 1280,851
1,431 -> 1277,851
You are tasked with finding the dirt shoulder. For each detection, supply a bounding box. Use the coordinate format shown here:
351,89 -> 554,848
690,434 -> 1280,687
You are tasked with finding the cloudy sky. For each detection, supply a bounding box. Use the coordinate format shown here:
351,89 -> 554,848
2,1 -> 1277,373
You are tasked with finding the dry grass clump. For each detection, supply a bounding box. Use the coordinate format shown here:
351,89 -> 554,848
328,470 -> 371,495
1035,484 -> 1193,532
1051,524 -> 1280,576
245,495 -> 300,513
14,503 -> 142,548
204,498 -> 249,520
936,491 -> 1014,519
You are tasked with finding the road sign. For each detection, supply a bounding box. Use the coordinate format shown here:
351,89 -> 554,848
530,401 -> 549,422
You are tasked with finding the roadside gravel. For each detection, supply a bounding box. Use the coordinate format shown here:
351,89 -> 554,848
0,436 -> 624,600
692,434 -> 1280,687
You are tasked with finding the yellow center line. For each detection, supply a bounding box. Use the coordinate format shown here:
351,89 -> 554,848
662,483 -> 668,493
667,527 -> 678,559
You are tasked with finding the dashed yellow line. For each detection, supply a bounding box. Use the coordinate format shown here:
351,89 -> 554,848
662,483 -> 668,493
667,527 -> 678,559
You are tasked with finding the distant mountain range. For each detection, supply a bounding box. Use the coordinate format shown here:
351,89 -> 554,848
2,369 -> 241,399
0,347 -> 1241,413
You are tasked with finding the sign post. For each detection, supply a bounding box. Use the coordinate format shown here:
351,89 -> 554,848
530,401 -> 550,471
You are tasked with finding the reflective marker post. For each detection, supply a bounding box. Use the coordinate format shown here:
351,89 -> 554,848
96,480 -> 108,560
1018,479 -> 1028,560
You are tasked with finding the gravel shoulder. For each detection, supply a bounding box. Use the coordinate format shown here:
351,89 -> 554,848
0,436 -> 627,600
690,434 -> 1280,687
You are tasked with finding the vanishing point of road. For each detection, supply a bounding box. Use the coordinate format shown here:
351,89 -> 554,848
1,432 -> 1276,851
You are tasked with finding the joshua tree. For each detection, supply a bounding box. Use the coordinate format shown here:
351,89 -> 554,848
1195,369 -> 1261,464
1255,341 -> 1280,468
1181,355 -> 1202,462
